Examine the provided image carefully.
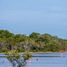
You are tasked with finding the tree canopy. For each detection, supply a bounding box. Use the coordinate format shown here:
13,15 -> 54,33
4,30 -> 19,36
0,30 -> 67,53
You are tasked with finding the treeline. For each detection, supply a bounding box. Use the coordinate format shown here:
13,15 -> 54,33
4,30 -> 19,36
0,30 -> 67,53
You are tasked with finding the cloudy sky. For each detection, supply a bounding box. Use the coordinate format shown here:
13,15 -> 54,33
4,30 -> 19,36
0,0 -> 67,39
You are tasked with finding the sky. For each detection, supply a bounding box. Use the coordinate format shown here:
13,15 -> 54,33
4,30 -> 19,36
0,0 -> 67,39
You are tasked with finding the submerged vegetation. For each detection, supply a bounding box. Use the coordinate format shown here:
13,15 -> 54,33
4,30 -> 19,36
0,29 -> 67,53
6,50 -> 31,67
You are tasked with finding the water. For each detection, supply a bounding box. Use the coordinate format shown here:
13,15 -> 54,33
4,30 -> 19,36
0,52 -> 67,67
0,57 -> 12,67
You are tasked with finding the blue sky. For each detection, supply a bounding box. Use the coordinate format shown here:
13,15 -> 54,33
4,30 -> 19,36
0,0 -> 67,39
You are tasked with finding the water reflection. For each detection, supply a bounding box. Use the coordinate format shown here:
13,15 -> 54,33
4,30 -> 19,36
0,54 -> 27,67
7,56 -> 27,67
0,52 -> 67,67
0,57 -> 12,67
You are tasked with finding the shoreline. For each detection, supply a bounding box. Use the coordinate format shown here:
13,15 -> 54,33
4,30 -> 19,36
19,51 -> 67,55
0,50 -> 67,54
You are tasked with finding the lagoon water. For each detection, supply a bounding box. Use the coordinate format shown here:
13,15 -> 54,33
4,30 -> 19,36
0,52 -> 67,67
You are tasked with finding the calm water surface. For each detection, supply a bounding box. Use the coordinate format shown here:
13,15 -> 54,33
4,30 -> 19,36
0,52 -> 67,67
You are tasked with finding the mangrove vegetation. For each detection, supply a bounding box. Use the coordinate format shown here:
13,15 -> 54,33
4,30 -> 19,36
0,30 -> 67,53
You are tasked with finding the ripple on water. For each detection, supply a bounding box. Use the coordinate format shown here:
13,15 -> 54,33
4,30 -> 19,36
0,52 -> 67,67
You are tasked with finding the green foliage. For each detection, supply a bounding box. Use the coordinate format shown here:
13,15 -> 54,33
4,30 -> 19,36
23,51 -> 32,60
0,30 -> 67,53
0,30 -> 14,38
6,50 -> 20,63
